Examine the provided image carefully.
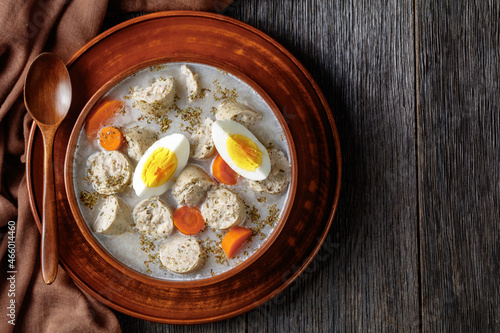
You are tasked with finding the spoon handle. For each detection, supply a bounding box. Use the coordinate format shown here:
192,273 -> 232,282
41,130 -> 59,284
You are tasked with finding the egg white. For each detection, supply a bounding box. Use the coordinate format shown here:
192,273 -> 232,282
212,119 -> 271,181
133,133 -> 190,198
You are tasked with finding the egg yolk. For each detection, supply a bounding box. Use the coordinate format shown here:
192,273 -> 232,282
141,147 -> 178,187
226,134 -> 262,171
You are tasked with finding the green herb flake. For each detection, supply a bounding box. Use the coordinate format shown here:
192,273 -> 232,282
80,190 -> 99,209
257,196 -> 267,203
213,79 -> 238,103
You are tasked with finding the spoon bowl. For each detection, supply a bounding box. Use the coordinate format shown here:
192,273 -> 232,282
25,54 -> 72,126
24,52 -> 72,284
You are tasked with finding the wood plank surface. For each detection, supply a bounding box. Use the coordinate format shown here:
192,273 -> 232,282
114,0 -> 420,331
110,0 -> 500,331
417,1 -> 500,331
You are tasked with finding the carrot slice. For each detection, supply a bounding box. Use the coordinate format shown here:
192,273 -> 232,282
173,206 -> 205,235
85,100 -> 124,140
212,153 -> 238,185
99,126 -> 124,151
221,226 -> 252,258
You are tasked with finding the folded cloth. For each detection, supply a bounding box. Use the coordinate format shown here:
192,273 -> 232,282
0,1 -> 233,332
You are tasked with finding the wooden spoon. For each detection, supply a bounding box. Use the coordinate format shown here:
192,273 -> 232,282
24,53 -> 72,284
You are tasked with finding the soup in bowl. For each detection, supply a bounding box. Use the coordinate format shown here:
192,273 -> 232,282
65,61 -> 296,282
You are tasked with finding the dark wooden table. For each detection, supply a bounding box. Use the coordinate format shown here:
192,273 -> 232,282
112,1 -> 500,331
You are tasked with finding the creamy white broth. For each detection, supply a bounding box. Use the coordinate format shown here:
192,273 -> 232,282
73,62 -> 291,281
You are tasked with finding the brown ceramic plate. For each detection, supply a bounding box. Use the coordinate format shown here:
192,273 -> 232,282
64,59 -> 297,284
26,11 -> 341,323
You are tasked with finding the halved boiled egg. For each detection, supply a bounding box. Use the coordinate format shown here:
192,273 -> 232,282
212,119 -> 270,181
133,133 -> 189,198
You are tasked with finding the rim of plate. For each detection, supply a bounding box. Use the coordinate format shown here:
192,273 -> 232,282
25,11 -> 342,323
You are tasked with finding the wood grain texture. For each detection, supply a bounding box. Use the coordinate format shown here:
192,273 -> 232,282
26,11 -> 340,324
417,0 -> 500,331
101,0 -> 500,331
235,1 -> 420,331
225,1 -> 420,331
114,0 -> 420,331
24,52 -> 72,284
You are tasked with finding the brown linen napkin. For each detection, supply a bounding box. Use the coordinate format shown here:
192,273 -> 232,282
0,0 -> 233,332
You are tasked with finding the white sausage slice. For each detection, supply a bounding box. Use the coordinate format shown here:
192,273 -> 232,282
215,100 -> 262,126
159,236 -> 204,273
172,165 -> 215,206
248,149 -> 291,194
190,118 -> 216,160
132,197 -> 174,239
131,77 -> 175,116
86,151 -> 132,195
181,65 -> 201,102
93,195 -> 131,235
201,187 -> 246,230
122,126 -> 158,162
